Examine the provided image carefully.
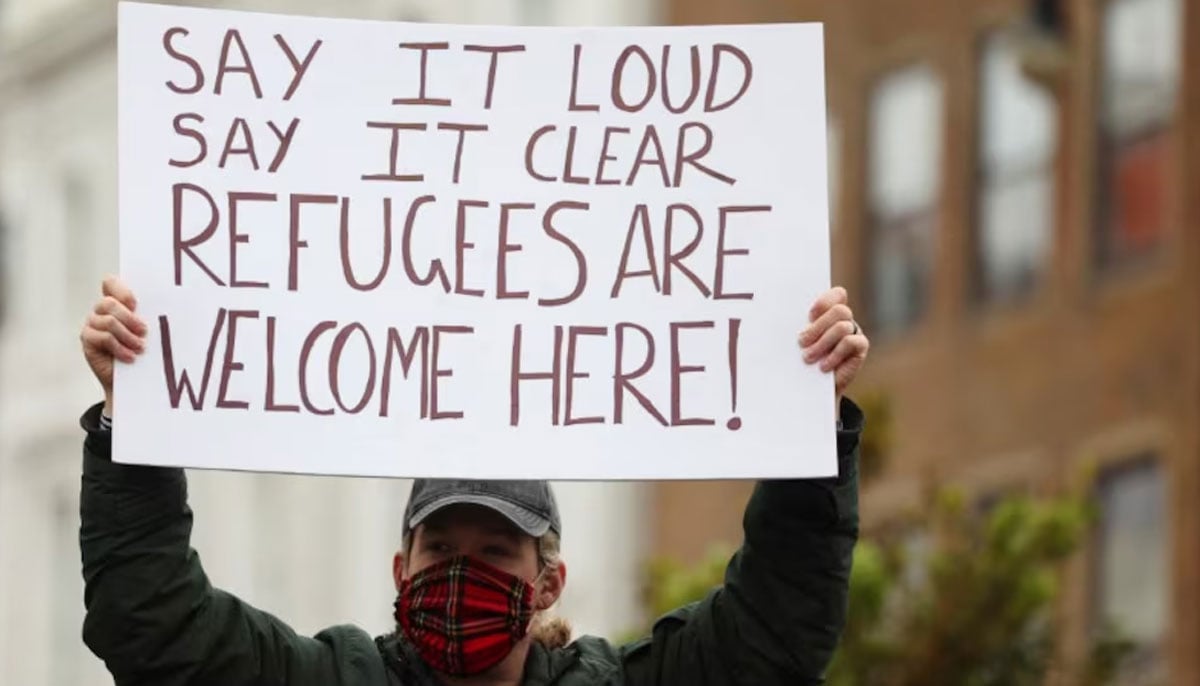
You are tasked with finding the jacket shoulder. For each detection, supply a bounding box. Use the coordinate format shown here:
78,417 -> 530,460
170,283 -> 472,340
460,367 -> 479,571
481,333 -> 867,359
312,624 -> 392,684
549,634 -> 623,683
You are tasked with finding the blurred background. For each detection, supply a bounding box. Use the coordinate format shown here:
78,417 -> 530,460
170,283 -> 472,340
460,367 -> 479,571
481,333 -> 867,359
0,0 -> 1195,684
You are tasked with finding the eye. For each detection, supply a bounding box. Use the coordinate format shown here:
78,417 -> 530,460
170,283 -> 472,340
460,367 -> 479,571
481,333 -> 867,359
423,540 -> 452,554
484,544 -> 515,558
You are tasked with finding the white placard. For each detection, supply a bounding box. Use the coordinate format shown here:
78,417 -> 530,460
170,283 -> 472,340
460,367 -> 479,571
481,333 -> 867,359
115,1 -> 836,480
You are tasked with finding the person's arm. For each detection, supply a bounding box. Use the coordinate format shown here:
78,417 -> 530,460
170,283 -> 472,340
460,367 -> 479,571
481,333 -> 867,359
621,398 -> 861,685
79,403 -> 384,686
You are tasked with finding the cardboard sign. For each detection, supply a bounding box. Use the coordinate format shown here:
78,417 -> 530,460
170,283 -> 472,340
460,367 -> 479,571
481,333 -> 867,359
115,1 -> 836,480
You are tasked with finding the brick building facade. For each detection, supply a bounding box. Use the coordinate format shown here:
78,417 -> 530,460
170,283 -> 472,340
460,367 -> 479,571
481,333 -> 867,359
656,0 -> 1199,683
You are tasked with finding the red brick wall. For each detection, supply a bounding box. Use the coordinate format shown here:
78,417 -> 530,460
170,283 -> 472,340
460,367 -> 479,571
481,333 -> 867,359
655,1 -> 1199,682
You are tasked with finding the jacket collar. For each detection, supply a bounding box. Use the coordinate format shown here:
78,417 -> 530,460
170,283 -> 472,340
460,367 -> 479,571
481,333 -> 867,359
376,633 -> 580,686
521,640 -> 581,685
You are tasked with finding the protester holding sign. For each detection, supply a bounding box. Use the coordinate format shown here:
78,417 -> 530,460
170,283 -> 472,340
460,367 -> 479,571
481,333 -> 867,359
78,277 -> 867,686
82,4 -> 865,683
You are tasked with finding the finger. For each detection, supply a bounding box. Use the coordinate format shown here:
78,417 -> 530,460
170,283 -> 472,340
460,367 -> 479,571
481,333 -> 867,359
82,326 -> 137,363
94,296 -> 148,335
834,354 -> 868,396
89,313 -> 145,353
808,286 -> 848,322
803,319 -> 856,363
821,333 -> 869,373
101,276 -> 137,311
799,303 -> 853,347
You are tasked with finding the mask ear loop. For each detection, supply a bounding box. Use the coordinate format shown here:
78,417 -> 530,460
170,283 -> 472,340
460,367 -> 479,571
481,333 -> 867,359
529,565 -> 551,612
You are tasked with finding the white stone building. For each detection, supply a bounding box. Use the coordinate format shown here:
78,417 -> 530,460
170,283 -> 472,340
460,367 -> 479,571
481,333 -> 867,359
0,1 -> 659,683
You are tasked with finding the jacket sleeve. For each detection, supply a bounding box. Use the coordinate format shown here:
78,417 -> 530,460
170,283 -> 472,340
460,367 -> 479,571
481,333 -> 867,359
621,398 -> 862,686
78,403 -> 384,686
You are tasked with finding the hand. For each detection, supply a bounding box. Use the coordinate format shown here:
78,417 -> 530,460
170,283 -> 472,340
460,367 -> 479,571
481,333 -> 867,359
80,277 -> 147,415
799,286 -> 869,408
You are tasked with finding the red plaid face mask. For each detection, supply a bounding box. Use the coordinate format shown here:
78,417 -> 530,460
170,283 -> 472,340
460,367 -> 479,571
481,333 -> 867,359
396,556 -> 539,676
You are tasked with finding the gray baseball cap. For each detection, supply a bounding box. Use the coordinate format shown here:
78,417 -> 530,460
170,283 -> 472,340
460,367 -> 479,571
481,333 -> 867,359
403,479 -> 561,538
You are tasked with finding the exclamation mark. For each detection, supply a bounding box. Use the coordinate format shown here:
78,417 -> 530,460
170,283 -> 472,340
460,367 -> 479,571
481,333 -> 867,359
726,318 -> 742,431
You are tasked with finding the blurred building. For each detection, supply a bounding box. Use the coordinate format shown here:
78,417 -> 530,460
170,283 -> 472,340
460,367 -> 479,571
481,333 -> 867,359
0,1 -> 658,684
656,0 -> 1198,684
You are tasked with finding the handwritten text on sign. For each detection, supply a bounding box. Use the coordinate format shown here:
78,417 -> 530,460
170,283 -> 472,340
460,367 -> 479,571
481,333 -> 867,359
116,2 -> 836,479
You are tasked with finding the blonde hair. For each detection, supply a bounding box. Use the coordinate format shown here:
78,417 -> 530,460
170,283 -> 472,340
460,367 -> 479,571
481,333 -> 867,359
530,531 -> 572,650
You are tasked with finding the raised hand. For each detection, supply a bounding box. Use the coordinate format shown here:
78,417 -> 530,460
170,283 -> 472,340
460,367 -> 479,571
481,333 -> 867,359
799,286 -> 869,406
79,276 -> 147,414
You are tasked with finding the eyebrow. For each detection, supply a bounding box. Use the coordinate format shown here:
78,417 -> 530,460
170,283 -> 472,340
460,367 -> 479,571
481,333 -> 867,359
420,521 -> 447,535
482,526 -> 523,544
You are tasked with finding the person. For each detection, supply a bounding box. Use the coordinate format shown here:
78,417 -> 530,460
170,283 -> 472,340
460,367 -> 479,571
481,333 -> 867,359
78,276 -> 870,686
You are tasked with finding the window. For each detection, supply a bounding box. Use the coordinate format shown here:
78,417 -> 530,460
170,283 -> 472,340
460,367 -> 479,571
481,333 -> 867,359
975,32 -> 1057,303
0,211 -> 9,328
1096,0 -> 1181,267
1094,460 -> 1168,678
520,0 -> 554,25
51,486 -> 82,686
866,65 -> 943,336
900,528 -> 931,591
63,172 -> 94,314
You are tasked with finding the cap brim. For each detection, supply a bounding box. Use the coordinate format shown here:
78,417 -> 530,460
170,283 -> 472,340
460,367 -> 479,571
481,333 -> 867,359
408,494 -> 553,538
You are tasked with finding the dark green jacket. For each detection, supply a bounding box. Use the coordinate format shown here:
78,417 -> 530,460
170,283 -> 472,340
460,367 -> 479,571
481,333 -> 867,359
79,400 -> 862,685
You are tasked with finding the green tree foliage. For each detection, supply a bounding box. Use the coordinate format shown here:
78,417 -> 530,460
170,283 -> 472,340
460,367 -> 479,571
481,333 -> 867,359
628,393 -> 1136,684
631,489 -> 1132,685
823,489 -> 1133,686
